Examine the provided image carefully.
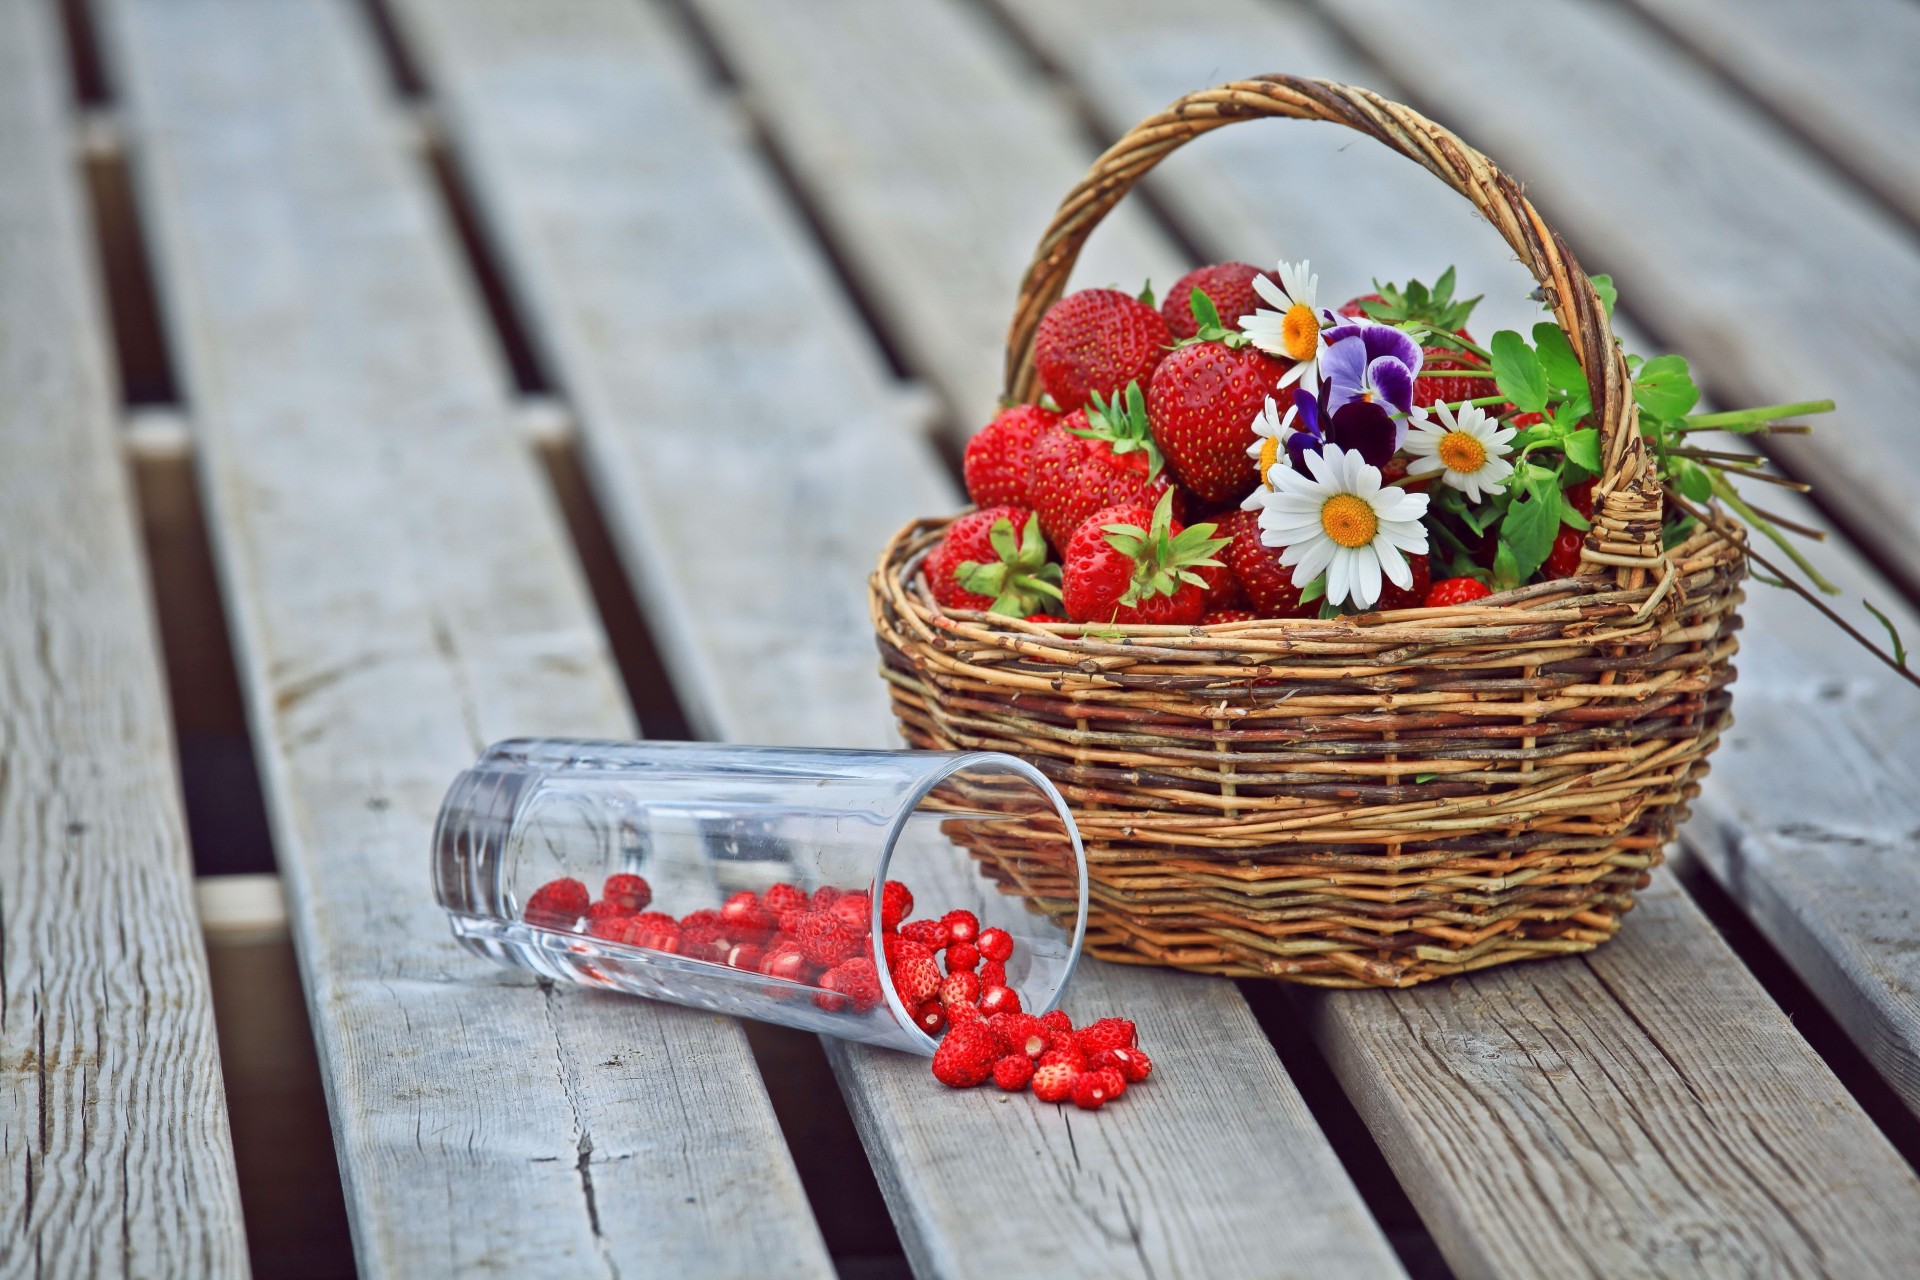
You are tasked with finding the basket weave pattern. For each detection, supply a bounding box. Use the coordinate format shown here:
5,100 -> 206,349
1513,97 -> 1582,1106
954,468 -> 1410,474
871,77 -> 1745,987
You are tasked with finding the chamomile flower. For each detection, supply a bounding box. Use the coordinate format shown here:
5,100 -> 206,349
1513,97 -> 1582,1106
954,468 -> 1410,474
1404,401 -> 1517,502
1242,395 -> 1296,506
1240,260 -> 1332,396
1256,443 -> 1430,611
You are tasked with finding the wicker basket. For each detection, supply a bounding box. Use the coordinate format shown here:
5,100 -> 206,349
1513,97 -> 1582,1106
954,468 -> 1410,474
870,77 -> 1745,988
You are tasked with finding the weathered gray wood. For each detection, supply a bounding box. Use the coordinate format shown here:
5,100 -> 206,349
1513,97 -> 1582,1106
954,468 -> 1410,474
1315,0 -> 1920,602
1622,0 -> 1920,228
682,0 -> 1188,429
383,0 -> 1408,1274
89,0 -> 833,1275
0,2 -> 249,1273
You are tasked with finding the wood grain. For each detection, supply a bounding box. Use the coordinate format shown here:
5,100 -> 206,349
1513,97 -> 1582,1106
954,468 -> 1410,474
382,0 -> 1408,1273
0,0 -> 249,1273
682,0 -> 1189,430
89,0 -> 832,1275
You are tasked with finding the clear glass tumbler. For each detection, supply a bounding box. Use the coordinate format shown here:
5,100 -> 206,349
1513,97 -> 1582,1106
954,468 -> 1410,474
433,739 -> 1087,1053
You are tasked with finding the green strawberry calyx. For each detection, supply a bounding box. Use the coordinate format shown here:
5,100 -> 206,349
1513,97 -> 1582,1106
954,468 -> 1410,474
1177,289 -> 1251,350
1071,382 -> 1166,480
1357,266 -> 1482,333
1101,491 -> 1229,607
955,512 -> 1064,617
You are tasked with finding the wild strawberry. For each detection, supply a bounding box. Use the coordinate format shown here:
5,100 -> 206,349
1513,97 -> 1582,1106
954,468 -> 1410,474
586,900 -> 633,939
944,942 -> 979,974
726,942 -> 766,971
991,1013 -> 1050,1059
922,507 -> 1062,617
892,955 -> 944,1007
1216,508 -> 1311,618
964,404 -> 1058,507
979,985 -> 1022,1017
1098,1046 -> 1153,1083
830,892 -> 872,933
992,1055 -> 1036,1091
878,880 -> 914,931
1029,389 -> 1177,550
941,910 -> 981,946
1147,340 -> 1287,505
1413,343 -> 1498,413
900,919 -> 947,951
1566,477 -> 1596,519
795,911 -> 863,968
759,943 -> 810,982
1074,1017 -> 1137,1055
602,873 -> 652,913
1337,293 -> 1383,319
621,912 -> 681,952
1545,527 -> 1585,579
776,909 -> 808,937
975,927 -> 1014,963
1031,1062 -> 1076,1104
1162,262 -> 1274,340
679,908 -> 729,946
914,1000 -> 948,1036
1073,1067 -> 1126,1110
945,1001 -> 985,1028
1426,576 -> 1492,607
818,958 -> 882,1013
523,878 -> 589,928
1038,1044 -> 1087,1074
930,1021 -> 999,1088
1202,608 -> 1259,624
763,883 -> 807,916
721,890 -> 776,938
882,933 -> 934,968
1033,287 -> 1171,412
1039,1009 -> 1073,1039
1371,552 -> 1430,613
1061,493 -> 1226,626
939,971 -> 981,1009
977,959 -> 1007,988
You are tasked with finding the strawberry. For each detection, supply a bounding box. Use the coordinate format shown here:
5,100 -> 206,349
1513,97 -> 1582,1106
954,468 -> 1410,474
1337,293 -> 1382,320
992,1055 -> 1036,1092
817,957 -> 882,1014
1033,287 -> 1171,412
811,886 -> 843,910
759,943 -> 809,982
899,919 -> 947,951
1147,339 -> 1287,505
979,985 -> 1022,1017
721,890 -> 776,938
1097,1046 -> 1153,1084
940,971 -> 982,1009
830,892 -> 872,933
1038,1045 -> 1087,1074
1414,343 -> 1498,414
726,942 -> 767,971
944,942 -> 979,973
975,927 -> 1014,963
977,959 -> 1007,988
1039,1009 -> 1073,1039
1031,1061 -> 1077,1104
1343,272 -> 1496,413
945,1001 -> 985,1028
678,910 -> 732,962
1545,527 -> 1585,579
523,878 -> 589,928
922,507 -> 1062,617
1426,576 -> 1492,607
1371,552 -> 1431,612
1566,477 -> 1596,519
991,1013 -> 1050,1059
892,954 -> 944,1007
621,912 -> 681,952
1029,386 -> 1176,550
914,1000 -> 948,1036
1162,262 -> 1274,340
941,910 -> 981,946
1193,556 -> 1246,612
930,1020 -> 999,1088
1061,492 -> 1227,626
1073,1017 -> 1137,1055
963,404 -> 1058,507
763,883 -> 808,917
586,900 -> 632,939
795,911 -> 862,968
1217,508 -> 1312,618
878,880 -> 914,931
1202,608 -> 1259,624
602,873 -> 652,913
881,933 -> 933,968
1073,1067 -> 1125,1110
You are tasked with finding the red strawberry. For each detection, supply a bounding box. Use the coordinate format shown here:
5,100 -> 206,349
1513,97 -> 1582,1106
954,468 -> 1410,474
1566,478 -> 1596,519
1074,1018 -> 1137,1055
963,404 -> 1058,507
944,942 -> 979,973
941,910 -> 981,946
1193,555 -> 1246,613
922,507 -> 1062,617
830,892 -> 872,933
1033,287 -> 1171,412
1217,508 -> 1312,618
817,957 -> 882,1013
991,1013 -> 1051,1059
586,900 -> 632,939
992,1054 -> 1036,1092
979,985 -> 1022,1017
1341,273 -> 1493,411
763,883 -> 807,917
975,927 -> 1014,963
1414,341 -> 1498,414
811,886 -> 842,910
892,954 -> 943,1007
795,911 -> 862,968
621,912 -> 681,952
721,890 -> 776,938
1038,1045 -> 1087,1074
1073,1067 -> 1126,1110
1039,1009 -> 1073,1039
878,880 -> 914,931
1028,388 -> 1177,550
945,1001 -> 986,1028
931,1021 -> 999,1089
914,1000 -> 948,1036
1337,293 -> 1383,319
1546,527 -> 1585,579
1061,493 -> 1227,626
726,942 -> 766,971
1031,1061 -> 1076,1104
1162,262 -> 1274,340
602,874 -> 652,913
1371,552 -> 1430,613
1202,608 -> 1259,624
678,909 -> 731,962
523,878 -> 589,928
759,943 -> 809,982
1097,1046 -> 1153,1083
940,971 -> 982,1008
1147,341 -> 1287,505
1426,576 -> 1492,607
900,919 -> 948,951
977,959 -> 1007,988
881,933 -> 933,968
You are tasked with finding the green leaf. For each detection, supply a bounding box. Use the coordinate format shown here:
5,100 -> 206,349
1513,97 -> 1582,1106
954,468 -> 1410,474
1562,427 -> 1601,473
1190,288 -> 1223,334
1633,354 -> 1700,419
1490,330 -> 1549,413
1864,600 -> 1909,668
1431,266 -> 1456,308
1491,541 -> 1523,592
1500,467 -> 1563,580
1137,278 -> 1155,308
1558,497 -> 1592,532
1413,773 -> 1438,785
988,516 -> 1020,565
1531,323 -> 1586,393
1589,274 -> 1616,318
1299,576 -> 1326,605
1670,457 -> 1714,503
1661,515 -> 1697,550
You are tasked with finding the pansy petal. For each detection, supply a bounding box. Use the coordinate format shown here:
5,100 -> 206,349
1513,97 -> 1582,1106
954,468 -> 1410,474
1361,323 -> 1422,374
1367,356 -> 1414,417
1328,401 -> 1398,467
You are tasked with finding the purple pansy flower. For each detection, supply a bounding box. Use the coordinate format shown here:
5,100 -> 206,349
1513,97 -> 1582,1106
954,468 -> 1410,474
1274,382 -> 1399,473
1321,318 -> 1425,450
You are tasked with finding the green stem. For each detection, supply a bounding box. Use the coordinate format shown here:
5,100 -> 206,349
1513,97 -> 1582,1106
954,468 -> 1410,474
1683,399 -> 1834,429
1709,470 -> 1839,594
1435,395 -> 1510,410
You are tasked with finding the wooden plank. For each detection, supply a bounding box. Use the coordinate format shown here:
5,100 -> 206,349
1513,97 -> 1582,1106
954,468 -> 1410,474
382,1 -> 1410,1275
1621,0 -> 1920,229
1313,0 -> 1920,603
682,0 -> 1189,430
0,2 -> 249,1273
88,1 -> 834,1275
999,1 -> 1920,1270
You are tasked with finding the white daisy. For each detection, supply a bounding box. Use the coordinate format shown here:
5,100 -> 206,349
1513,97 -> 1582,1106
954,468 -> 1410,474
1241,395 -> 1297,508
1239,259 -> 1333,397
1256,443 -> 1430,611
1403,401 -> 1517,502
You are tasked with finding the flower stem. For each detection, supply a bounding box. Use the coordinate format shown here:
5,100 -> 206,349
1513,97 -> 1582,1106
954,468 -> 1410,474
1435,395 -> 1509,410
1708,470 -> 1838,593
1682,399 -> 1835,429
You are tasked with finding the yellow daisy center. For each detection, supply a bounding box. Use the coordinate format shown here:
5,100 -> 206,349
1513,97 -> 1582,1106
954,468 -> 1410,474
1437,430 -> 1488,473
1320,493 -> 1378,549
1258,436 -> 1281,485
1281,302 -> 1320,362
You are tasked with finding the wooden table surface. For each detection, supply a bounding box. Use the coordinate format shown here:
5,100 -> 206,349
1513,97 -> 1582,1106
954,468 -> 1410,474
6,1 -> 1920,1277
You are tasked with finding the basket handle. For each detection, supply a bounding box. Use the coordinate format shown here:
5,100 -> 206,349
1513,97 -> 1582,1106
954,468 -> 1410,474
1003,76 -> 1663,579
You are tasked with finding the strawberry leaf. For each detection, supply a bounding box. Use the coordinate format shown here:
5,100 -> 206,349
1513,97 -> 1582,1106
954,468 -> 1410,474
1589,273 -> 1616,318
1531,322 -> 1586,394
1633,354 -> 1700,419
1490,331 -> 1548,414
1499,465 -> 1563,580
1299,576 -> 1326,605
1562,427 -> 1601,473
